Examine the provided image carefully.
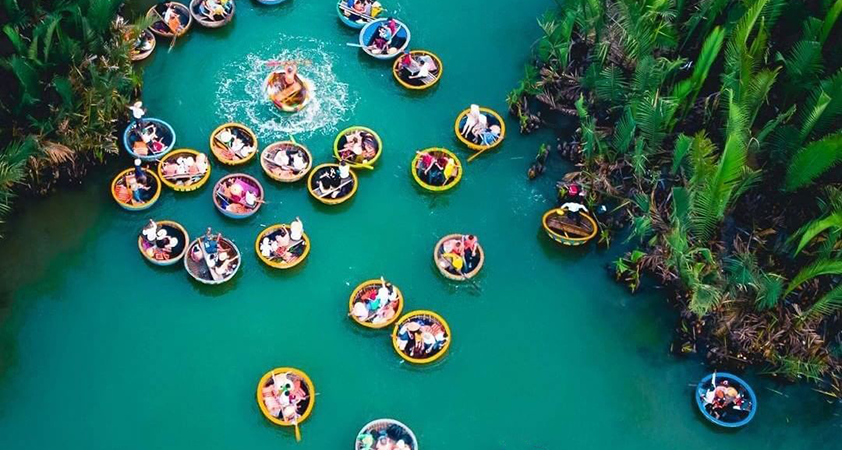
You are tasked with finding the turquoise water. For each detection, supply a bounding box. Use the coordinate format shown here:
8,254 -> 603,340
0,1 -> 838,449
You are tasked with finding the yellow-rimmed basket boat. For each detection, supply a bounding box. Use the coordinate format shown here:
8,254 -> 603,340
433,234 -> 484,281
137,220 -> 189,266
255,224 -> 310,269
209,122 -> 258,166
213,174 -> 264,219
111,168 -> 161,211
130,29 -> 156,61
184,233 -> 240,284
411,148 -> 462,192
348,279 -> 404,329
333,126 -> 383,168
541,207 -> 599,246
157,149 -> 211,192
146,2 -> 192,38
355,418 -> 418,450
189,0 -> 235,28
391,310 -> 451,364
257,367 -> 315,440
393,50 -> 442,90
307,164 -> 358,205
260,141 -> 313,183
454,106 -> 506,152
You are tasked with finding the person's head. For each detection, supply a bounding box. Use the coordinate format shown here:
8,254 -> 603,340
569,184 -> 579,195
206,227 -> 212,235
470,104 -> 480,116
490,125 -> 501,134
134,158 -> 142,167
157,229 -> 167,240
229,183 -> 244,197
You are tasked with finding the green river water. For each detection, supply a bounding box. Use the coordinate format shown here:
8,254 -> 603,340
0,1 -> 838,449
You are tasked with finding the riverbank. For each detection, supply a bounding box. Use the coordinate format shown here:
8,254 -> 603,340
510,0 -> 842,397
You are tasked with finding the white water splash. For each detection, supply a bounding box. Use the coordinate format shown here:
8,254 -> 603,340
215,36 -> 356,140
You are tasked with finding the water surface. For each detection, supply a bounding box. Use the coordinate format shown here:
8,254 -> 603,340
0,1 -> 838,449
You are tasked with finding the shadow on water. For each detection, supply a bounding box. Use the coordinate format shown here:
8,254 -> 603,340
186,270 -> 242,298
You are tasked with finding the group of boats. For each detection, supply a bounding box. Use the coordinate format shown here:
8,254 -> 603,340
121,1 -> 758,442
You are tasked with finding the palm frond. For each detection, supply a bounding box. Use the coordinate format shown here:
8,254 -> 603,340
611,107 -> 636,155
784,133 -> 842,192
800,285 -> 842,321
785,258 -> 842,295
820,0 -> 842,45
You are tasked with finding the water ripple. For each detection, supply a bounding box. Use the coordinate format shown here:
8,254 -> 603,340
215,35 -> 356,140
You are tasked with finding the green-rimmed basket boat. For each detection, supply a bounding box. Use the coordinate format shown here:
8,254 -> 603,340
541,207 -> 598,246
333,126 -> 382,168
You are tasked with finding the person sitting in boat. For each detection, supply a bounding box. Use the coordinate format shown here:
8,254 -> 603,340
462,234 -> 479,271
291,151 -> 307,173
273,147 -> 291,168
267,64 -> 303,107
142,220 -> 158,242
461,104 -> 487,139
340,129 -> 364,162
367,18 -> 398,54
316,165 -> 342,193
201,0 -> 228,19
155,2 -> 183,35
479,124 -> 501,146
126,172 -> 151,205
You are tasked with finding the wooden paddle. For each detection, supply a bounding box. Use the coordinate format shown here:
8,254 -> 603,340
317,179 -> 354,198
151,8 -> 179,52
467,147 -> 489,162
293,420 -> 302,442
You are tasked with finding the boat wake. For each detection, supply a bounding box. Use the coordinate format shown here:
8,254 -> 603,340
215,36 -> 355,140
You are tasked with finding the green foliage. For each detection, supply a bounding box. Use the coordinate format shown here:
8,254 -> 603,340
690,95 -> 748,241
0,0 -> 140,226
784,133 -> 842,191
672,26 -> 726,118
595,66 -> 628,104
785,258 -> 842,295
801,285 -> 842,321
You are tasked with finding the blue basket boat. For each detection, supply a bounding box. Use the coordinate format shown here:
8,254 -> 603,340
123,118 -> 176,161
254,0 -> 289,5
695,372 -> 757,428
358,18 -> 410,60
336,0 -> 384,29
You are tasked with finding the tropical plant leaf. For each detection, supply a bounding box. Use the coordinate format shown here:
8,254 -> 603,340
784,133 -> 842,191
790,210 -> 842,255
595,66 -> 628,105
800,285 -> 842,321
611,107 -> 636,154
785,258 -> 842,295
755,273 -> 785,310
820,0 -> 842,45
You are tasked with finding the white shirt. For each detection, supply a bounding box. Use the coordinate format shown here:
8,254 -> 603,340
274,151 -> 290,167
245,191 -> 257,207
561,202 -> 588,213
290,220 -> 303,241
292,154 -> 306,170
339,164 -> 350,178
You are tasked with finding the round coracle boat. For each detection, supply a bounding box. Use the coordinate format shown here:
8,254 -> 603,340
146,2 -> 192,37
393,50 -> 442,90
264,69 -> 313,113
138,220 -> 188,266
157,149 -> 211,192
261,140 -> 312,182
337,0 -> 385,29
257,367 -> 315,438
255,222 -> 310,269
359,18 -> 410,60
696,372 -> 757,428
255,0 -> 289,4
210,122 -> 258,165
411,148 -> 461,192
189,0 -> 235,28
307,163 -> 358,205
433,234 -> 484,281
454,105 -> 506,152
111,167 -> 161,211
542,206 -> 598,246
355,418 -> 418,450
130,29 -> 156,61
184,231 -> 240,284
333,126 -> 382,168
123,118 -> 177,161
213,174 -> 264,219
391,310 -> 450,364
349,278 -> 404,329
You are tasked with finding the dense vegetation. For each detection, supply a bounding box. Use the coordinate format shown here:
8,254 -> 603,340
0,0 -> 143,230
511,0 -> 842,397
